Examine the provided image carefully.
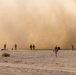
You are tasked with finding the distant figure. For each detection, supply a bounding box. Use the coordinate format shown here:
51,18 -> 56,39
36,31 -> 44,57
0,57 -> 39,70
58,47 -> 60,50
4,44 -> 6,50
33,44 -> 35,50
54,46 -> 60,57
12,48 -> 13,50
72,45 -> 74,50
14,44 -> 17,50
30,44 -> 32,50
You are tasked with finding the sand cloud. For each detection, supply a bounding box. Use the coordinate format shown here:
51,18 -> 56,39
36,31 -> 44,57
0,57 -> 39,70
0,0 -> 76,49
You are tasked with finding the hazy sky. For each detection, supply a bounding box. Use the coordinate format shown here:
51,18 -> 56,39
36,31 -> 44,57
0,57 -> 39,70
0,0 -> 76,49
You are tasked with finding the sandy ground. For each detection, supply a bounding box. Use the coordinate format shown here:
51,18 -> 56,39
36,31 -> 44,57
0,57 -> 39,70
0,50 -> 76,75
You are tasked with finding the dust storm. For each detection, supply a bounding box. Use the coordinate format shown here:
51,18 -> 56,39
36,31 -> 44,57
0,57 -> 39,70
0,0 -> 76,49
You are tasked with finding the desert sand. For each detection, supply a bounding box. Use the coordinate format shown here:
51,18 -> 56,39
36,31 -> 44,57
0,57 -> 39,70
0,50 -> 76,75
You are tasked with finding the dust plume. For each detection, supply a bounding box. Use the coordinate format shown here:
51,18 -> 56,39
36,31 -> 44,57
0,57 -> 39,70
0,0 -> 76,49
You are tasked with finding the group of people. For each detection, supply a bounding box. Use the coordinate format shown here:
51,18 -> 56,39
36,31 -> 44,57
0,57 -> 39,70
3,43 -> 36,50
30,44 -> 35,50
2,44 -> 76,57
3,44 -> 17,50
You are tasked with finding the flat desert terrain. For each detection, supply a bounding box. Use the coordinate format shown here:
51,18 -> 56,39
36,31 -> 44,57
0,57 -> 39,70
0,50 -> 76,75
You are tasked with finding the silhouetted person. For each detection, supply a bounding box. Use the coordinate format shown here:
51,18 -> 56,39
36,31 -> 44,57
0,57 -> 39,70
4,44 -> 6,50
12,48 -> 13,50
33,44 -> 35,50
54,46 -> 60,57
30,44 -> 32,50
58,47 -> 60,50
72,45 -> 74,50
14,44 -> 17,50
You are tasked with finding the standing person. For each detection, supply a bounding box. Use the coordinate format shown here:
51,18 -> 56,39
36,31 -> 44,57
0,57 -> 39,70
33,44 -> 35,50
58,47 -> 60,50
72,45 -> 74,50
54,46 -> 58,57
30,44 -> 32,50
4,44 -> 6,50
12,48 -> 13,50
14,44 -> 17,50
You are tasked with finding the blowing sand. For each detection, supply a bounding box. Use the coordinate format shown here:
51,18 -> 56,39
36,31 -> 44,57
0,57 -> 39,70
0,50 -> 76,75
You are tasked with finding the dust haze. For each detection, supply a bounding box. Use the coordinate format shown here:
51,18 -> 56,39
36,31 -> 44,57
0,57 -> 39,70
0,0 -> 76,49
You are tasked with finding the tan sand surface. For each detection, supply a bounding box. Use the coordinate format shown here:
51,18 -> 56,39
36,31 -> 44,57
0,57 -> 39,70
0,50 -> 76,75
